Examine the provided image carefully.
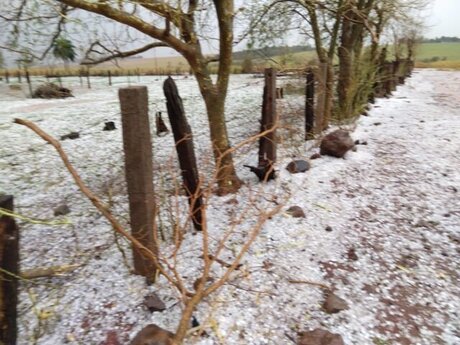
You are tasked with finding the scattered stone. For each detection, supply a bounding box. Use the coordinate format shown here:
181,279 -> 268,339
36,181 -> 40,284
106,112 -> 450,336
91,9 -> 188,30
351,146 -> 358,152
286,160 -> 310,173
373,122 -> 382,126
298,329 -> 345,345
193,276 -> 214,290
191,316 -> 200,328
33,83 -> 73,99
286,206 -> 306,218
101,330 -> 121,345
396,254 -> 418,268
322,292 -> 349,314
103,121 -> 116,131
360,141 -> 368,145
320,130 -> 354,158
354,140 -> 360,145
325,226 -> 333,232
244,164 -> 276,181
310,153 -> 321,160
414,220 -> 440,228
143,293 -> 166,312
156,111 -> 169,136
225,198 -> 238,205
60,132 -> 80,140
347,248 -> 358,261
54,204 -> 70,216
130,324 -> 174,345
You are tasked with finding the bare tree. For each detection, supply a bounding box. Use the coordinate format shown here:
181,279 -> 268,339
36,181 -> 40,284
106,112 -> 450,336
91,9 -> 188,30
2,1 -> 244,193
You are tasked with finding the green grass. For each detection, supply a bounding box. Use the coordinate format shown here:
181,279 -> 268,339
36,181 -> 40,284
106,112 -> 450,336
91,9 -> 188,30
415,42 -> 460,69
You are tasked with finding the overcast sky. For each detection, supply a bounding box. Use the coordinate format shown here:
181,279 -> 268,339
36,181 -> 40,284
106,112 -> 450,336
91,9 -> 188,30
425,0 -> 460,37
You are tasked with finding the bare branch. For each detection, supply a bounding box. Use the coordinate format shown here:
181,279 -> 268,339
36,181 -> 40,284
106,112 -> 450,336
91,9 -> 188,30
81,41 -> 169,65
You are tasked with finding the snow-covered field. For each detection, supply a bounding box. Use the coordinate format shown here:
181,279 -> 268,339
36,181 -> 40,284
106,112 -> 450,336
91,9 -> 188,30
0,70 -> 459,345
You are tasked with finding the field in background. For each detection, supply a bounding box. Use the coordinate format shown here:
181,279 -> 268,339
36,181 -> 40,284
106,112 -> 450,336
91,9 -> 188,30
1,42 -> 459,78
415,42 -> 460,69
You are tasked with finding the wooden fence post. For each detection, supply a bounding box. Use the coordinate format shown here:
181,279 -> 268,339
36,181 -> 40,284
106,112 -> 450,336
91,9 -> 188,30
25,70 -> 33,97
0,195 -> 19,345
16,71 -> 21,83
163,77 -> 204,231
258,68 -> 277,170
57,72 -> 63,88
383,62 -> 393,96
119,86 -> 158,281
4,71 -> 9,84
108,70 -> 112,86
315,62 -> 327,134
86,70 -> 91,89
305,67 -> 315,140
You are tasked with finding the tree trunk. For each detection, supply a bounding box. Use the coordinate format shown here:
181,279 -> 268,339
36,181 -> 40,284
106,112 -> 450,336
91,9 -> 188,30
203,91 -> 242,194
337,16 -> 353,120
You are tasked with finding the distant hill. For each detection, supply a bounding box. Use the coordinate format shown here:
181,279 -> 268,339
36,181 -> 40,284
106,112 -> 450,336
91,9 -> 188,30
421,36 -> 460,43
233,45 -> 315,61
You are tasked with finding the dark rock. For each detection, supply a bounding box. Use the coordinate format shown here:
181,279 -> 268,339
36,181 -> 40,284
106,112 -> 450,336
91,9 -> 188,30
298,329 -> 345,345
320,130 -> 354,158
286,160 -> 310,173
103,121 -> 116,131
156,111 -> 169,136
130,324 -> 174,345
193,276 -> 214,290
351,146 -> 358,152
33,83 -> 73,99
101,330 -> 121,345
286,206 -> 305,218
54,204 -> 70,216
60,132 -> 80,140
322,292 -> 348,314
347,248 -> 358,261
325,226 -> 333,232
360,141 -> 368,145
310,153 -> 321,160
373,122 -> 382,126
244,165 -> 276,181
143,293 -> 166,312
191,316 -> 200,328
225,198 -> 238,205
354,140 -> 360,145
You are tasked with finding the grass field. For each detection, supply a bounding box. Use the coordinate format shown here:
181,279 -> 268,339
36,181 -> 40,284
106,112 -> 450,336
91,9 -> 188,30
1,41 -> 459,77
415,42 -> 460,69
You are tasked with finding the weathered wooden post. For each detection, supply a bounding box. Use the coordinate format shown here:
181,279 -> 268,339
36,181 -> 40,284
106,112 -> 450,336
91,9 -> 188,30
137,68 -> 141,82
163,77 -> 204,231
0,195 -> 19,345
315,62 -> 327,133
4,71 -> 9,84
259,68 -> 277,165
16,71 -> 21,83
393,60 -> 401,87
383,62 -> 393,96
86,69 -> 91,89
305,67 -> 315,140
119,86 -> 158,281
25,70 -> 33,97
108,70 -> 112,86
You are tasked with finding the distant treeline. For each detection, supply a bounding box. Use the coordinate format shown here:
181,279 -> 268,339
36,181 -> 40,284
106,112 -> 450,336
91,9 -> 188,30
233,45 -> 315,60
421,36 -> 460,43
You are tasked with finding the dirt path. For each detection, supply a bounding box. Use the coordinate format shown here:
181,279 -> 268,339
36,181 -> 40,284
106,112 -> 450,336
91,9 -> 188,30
305,69 -> 460,344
